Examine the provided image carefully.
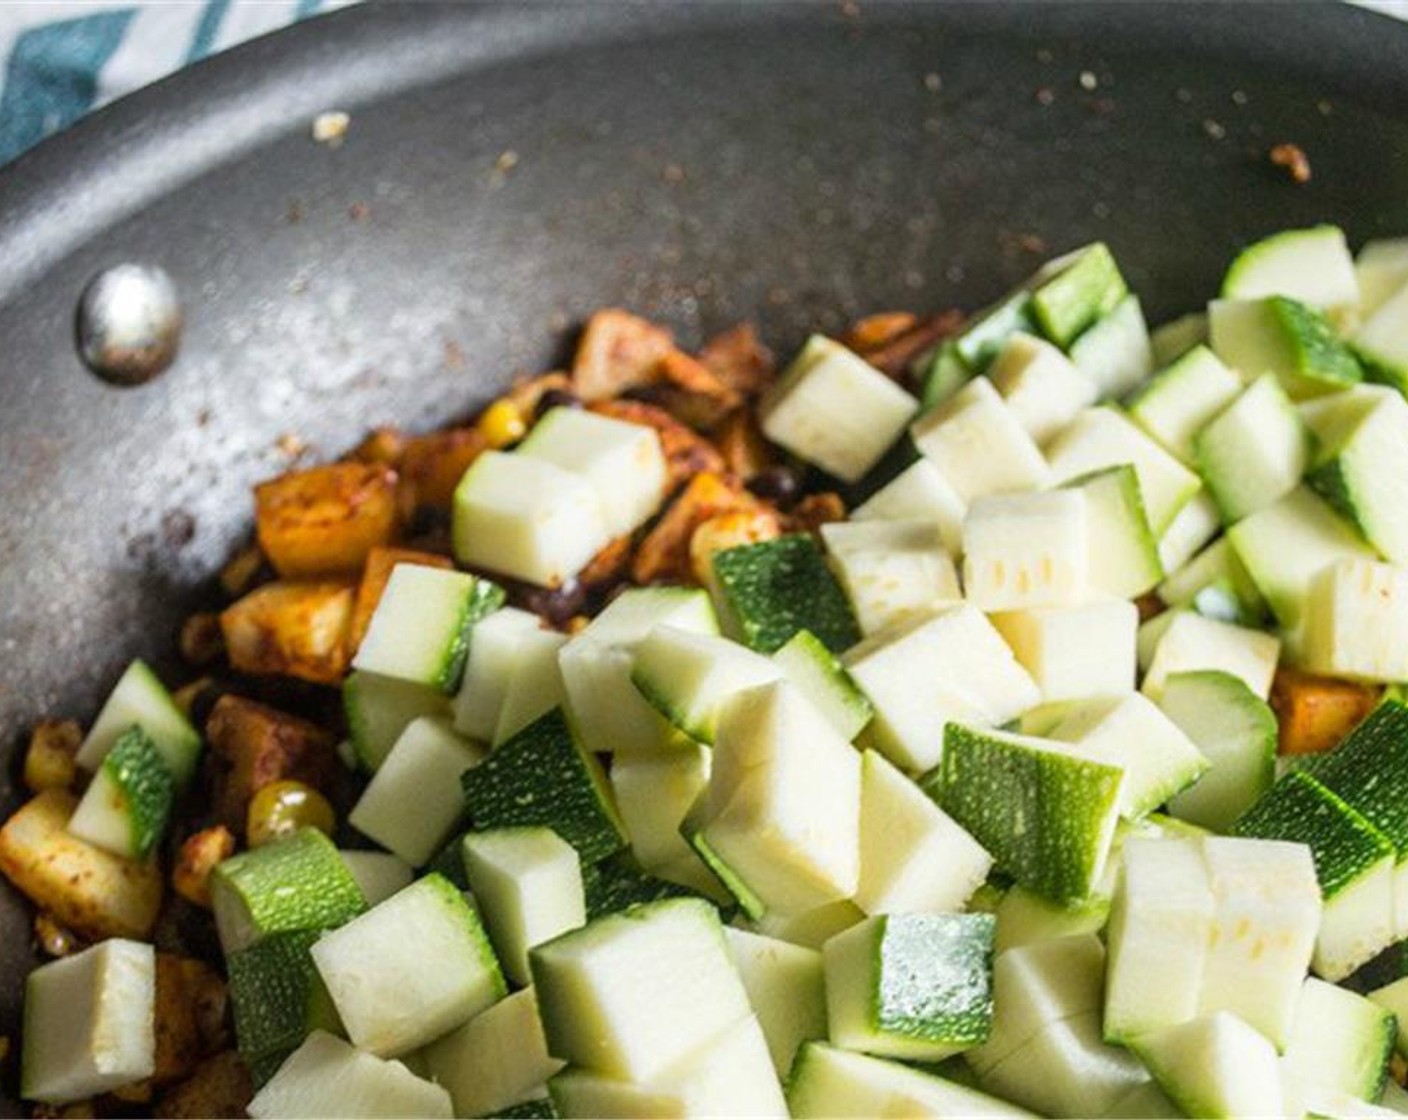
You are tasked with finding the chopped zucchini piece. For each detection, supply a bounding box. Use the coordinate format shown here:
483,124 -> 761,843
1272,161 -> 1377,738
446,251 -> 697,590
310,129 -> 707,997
311,873 -> 506,1057
1140,610 -> 1280,701
1209,295 -> 1363,399
344,670 -> 449,773
581,854 -> 718,919
993,885 -> 1110,954
450,606 -> 542,741
1128,345 -> 1242,463
953,289 -> 1039,371
1068,292 -> 1154,399
1029,241 -> 1128,348
850,457 -> 967,556
631,627 -> 781,744
988,331 -> 1098,443
991,599 -> 1138,704
710,533 -> 860,653
1130,1012 -> 1285,1120
748,898 -> 866,951
916,340 -> 975,412
1355,279 -> 1408,393
66,726 -> 175,861
1157,490 -> 1222,574
1303,558 -> 1408,683
1156,538 -> 1267,626
1061,464 -> 1164,598
820,519 -> 961,637
1307,387 -> 1408,564
1221,224 -> 1359,309
609,743 -> 710,870
338,850 -> 412,907
461,707 -> 626,865
226,929 -> 341,1081
771,629 -> 873,741
1194,372 -> 1312,523
1150,310 -> 1210,367
1283,978 -> 1395,1115
724,928 -> 827,1077
910,377 -> 1052,503
961,490 -> 1089,612
74,659 -> 201,786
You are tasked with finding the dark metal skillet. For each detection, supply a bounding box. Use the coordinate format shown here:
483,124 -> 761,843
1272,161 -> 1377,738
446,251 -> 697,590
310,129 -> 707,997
2,0 -> 1408,1106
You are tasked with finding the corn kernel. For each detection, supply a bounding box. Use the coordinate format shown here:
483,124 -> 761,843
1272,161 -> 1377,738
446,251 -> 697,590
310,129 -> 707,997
477,399 -> 528,449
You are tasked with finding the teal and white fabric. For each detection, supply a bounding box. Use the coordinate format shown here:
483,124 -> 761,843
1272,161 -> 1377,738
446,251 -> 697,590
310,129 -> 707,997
0,0 -> 351,167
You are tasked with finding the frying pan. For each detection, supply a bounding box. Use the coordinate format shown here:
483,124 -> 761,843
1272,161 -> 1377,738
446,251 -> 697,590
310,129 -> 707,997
2,0 -> 1408,1106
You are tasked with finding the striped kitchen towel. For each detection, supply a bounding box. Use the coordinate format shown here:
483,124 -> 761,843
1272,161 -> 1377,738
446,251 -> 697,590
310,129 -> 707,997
0,0 -> 353,167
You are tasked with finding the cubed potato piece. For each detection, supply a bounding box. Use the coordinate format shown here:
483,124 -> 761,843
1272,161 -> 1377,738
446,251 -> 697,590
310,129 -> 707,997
220,580 -> 355,685
572,308 -> 675,400
255,462 -> 399,578
154,955 -> 226,1085
633,471 -> 756,585
700,323 -> 776,398
0,791 -> 162,940
24,720 -> 80,794
398,427 -> 487,511
348,546 -> 453,652
153,1052 -> 252,1120
172,826 -> 236,909
205,696 -> 336,832
1270,667 -> 1381,756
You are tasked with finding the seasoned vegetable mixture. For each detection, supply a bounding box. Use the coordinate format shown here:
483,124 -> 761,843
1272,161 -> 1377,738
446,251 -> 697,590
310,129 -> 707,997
11,228 -> 1408,1119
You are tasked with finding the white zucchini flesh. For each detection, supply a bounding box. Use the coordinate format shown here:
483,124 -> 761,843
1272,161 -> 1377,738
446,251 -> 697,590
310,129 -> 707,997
991,599 -> 1138,705
851,457 -> 968,556
1045,406 -> 1203,535
820,518 -> 961,636
517,405 -> 668,538
348,715 -> 484,867
74,659 -> 201,786
1132,1012 -> 1285,1120
1069,292 -> 1155,399
610,743 -> 710,870
1140,610 -> 1280,701
630,626 -> 782,744
492,626 -> 569,745
1197,836 -> 1321,1050
1194,371 -> 1311,523
452,450 -> 610,588
1149,311 -> 1210,368
420,987 -> 564,1119
528,898 -> 753,1083
339,850 -> 413,907
701,681 -> 862,915
1355,273 -> 1408,388
452,607 -> 549,741
1128,344 -> 1243,464
1221,224 -> 1359,309
1157,490 -> 1222,575
961,490 -> 1089,612
1063,464 -> 1165,599
844,605 -> 1040,773
547,1013 -> 787,1120
747,898 -> 867,951
993,885 -> 1111,955
988,330 -> 1098,444
855,749 -> 992,915
1368,974 -> 1408,1056
310,874 -> 505,1057
910,376 -> 1053,503
1103,837 -> 1214,1043
461,826 -> 587,988
1281,978 -> 1395,1116
787,1042 -> 1038,1119
760,334 -> 918,483
1302,558 -> 1408,682
723,927 -> 827,1077
1356,237 -> 1408,316
771,628 -> 873,742
21,939 -> 155,1106
246,1030 -> 452,1120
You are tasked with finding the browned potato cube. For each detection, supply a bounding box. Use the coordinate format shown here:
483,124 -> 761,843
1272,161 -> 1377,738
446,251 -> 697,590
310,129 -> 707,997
23,720 -> 80,794
348,546 -> 454,653
153,1052 -> 252,1120
0,790 -> 162,940
172,826 -> 236,909
572,308 -> 675,400
1270,666 -> 1382,756
205,695 -> 335,832
633,471 -> 754,585
154,955 -> 227,1085
220,579 -> 354,685
397,426 -> 487,511
254,462 -> 399,578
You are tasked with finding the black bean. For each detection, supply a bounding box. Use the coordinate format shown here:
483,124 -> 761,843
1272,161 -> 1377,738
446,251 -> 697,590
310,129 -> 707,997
747,466 -> 801,506
536,388 -> 584,420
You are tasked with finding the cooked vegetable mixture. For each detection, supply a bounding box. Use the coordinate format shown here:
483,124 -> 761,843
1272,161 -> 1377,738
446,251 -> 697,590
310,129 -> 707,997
12,227 -> 1408,1119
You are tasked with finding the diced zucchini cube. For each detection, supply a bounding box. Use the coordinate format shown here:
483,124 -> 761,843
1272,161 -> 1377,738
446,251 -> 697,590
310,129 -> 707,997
820,519 -> 960,635
1197,836 -> 1322,1048
1141,610 -> 1280,701
1061,464 -> 1164,599
1103,837 -> 1214,1043
760,334 -> 918,482
966,933 -> 1107,1075
1130,1013 -> 1284,1120
1227,485 -> 1377,630
992,885 -> 1110,954
698,681 -> 862,915
1307,387 -> 1408,563
855,750 -> 991,915
1302,558 -> 1408,682
749,899 -> 867,951
349,715 -> 483,866
991,599 -> 1138,704
211,828 -> 368,954
1158,491 -> 1222,575
1030,241 -> 1128,348
710,533 -> 859,654
344,670 -> 450,773
631,627 -> 782,744
1221,224 -> 1359,309
1068,293 -> 1154,399
246,1030 -> 452,1119
1195,372 -> 1312,523
953,289 -> 1039,371
461,708 -> 626,864
311,873 -> 506,1056
453,450 -> 610,588
1156,538 -> 1267,627
989,332 -> 1098,443
610,743 -> 710,870
67,726 -> 175,861
450,607 -> 541,740
844,605 -> 1040,772
962,490 -> 1088,611
547,1013 -> 786,1119
558,587 -> 718,756
771,629 -> 873,741
226,929 -> 341,1077
724,928 -> 827,1077
1283,978 -> 1396,1115
850,458 -> 966,555
1368,974 -> 1408,1057
580,854 -> 716,919
1128,345 -> 1243,464
338,850 -> 412,908
493,627 -> 569,746
917,339 -> 976,411
1046,406 -> 1202,535
462,827 -> 586,987
1161,671 -> 1278,833
22,939 -> 155,1105
825,913 -> 995,1062
1150,310 -> 1210,366
1355,237 -> 1408,316
1354,278 -> 1408,392
421,988 -> 564,1119
74,659 -> 201,786
1209,295 -> 1363,399
787,1041 -> 1036,1119
529,897 -> 752,1082
518,406 -> 666,537
351,563 -> 505,693
932,724 -> 1124,903
910,378 -> 1051,502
